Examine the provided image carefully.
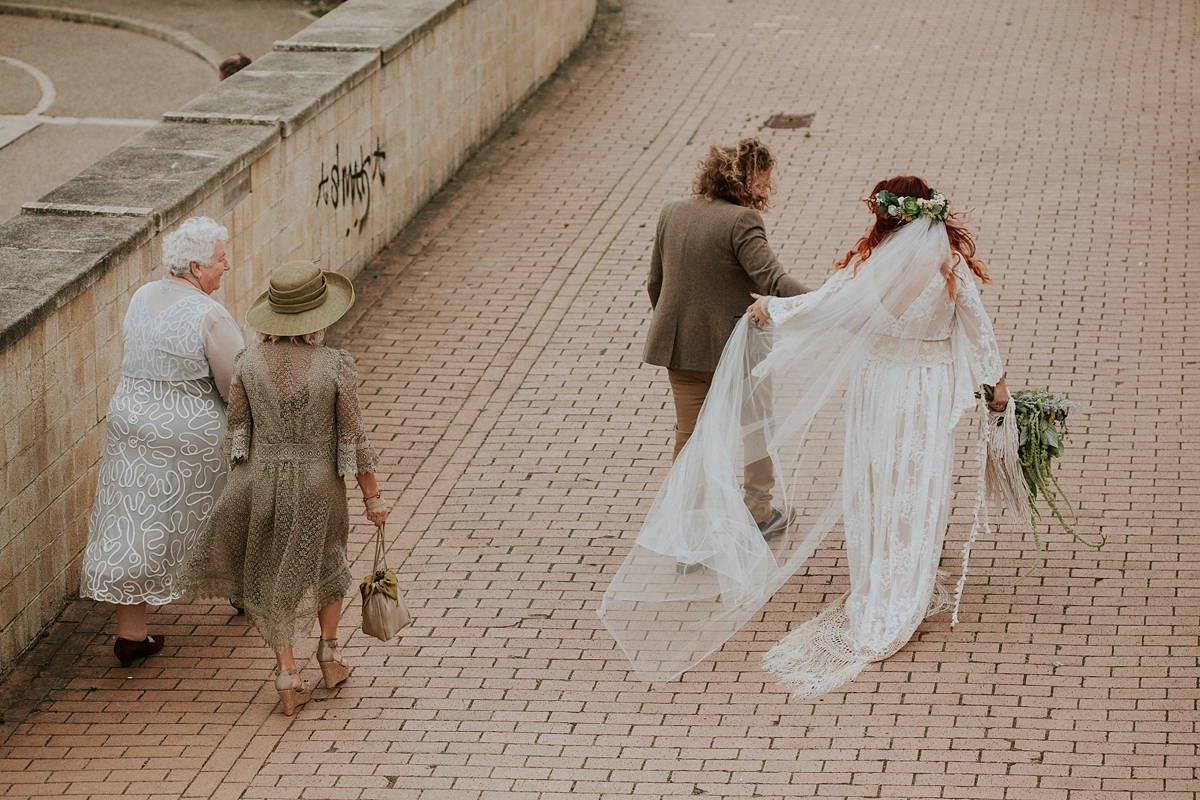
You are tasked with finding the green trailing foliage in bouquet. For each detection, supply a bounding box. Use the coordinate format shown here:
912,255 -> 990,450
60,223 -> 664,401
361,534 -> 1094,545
983,385 -> 1105,581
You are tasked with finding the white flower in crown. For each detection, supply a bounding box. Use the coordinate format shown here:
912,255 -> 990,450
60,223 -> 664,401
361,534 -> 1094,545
869,187 -> 951,222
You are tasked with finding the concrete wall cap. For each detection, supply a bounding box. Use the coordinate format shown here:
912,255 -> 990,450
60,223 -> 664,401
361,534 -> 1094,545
21,202 -> 155,217
27,122 -> 280,232
274,40 -> 383,54
0,215 -> 154,351
168,49 -> 381,136
277,0 -> 471,63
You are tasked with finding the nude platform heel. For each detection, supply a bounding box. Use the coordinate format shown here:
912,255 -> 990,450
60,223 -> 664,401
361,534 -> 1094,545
274,668 -> 311,715
316,637 -> 350,688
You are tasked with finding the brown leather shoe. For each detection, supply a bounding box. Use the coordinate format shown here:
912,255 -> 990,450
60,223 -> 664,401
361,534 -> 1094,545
113,635 -> 164,667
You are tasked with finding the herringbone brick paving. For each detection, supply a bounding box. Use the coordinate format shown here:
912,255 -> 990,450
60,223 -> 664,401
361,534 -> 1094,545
1,0 -> 1197,797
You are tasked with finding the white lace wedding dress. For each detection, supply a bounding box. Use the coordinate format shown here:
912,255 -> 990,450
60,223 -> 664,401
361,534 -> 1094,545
600,218 -> 1003,697
80,278 -> 243,605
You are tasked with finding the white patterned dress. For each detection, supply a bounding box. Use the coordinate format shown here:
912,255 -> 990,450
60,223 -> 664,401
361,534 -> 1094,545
80,278 -> 244,605
760,244 -> 1005,696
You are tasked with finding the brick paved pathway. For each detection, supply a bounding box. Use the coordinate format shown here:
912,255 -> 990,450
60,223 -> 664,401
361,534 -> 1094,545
2,1 -> 1197,797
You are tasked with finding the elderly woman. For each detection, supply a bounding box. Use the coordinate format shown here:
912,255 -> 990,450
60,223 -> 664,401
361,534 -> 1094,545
182,261 -> 387,716
81,216 -> 244,667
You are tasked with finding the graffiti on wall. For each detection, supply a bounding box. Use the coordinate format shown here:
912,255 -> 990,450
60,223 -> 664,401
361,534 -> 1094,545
315,136 -> 386,235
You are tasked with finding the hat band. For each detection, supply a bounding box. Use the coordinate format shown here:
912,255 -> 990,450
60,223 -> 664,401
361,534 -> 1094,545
270,273 -> 325,299
268,277 -> 328,314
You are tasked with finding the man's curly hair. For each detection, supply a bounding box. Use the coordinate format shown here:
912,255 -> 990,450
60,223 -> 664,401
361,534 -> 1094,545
691,138 -> 776,211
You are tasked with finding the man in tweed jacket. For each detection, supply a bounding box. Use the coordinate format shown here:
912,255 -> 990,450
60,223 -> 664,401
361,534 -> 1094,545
644,139 -> 808,536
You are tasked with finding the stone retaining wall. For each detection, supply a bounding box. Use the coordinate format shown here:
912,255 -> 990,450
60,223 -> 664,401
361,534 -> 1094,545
0,0 -> 596,675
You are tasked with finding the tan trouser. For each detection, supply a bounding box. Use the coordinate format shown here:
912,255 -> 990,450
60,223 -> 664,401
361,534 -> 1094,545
666,368 -> 775,523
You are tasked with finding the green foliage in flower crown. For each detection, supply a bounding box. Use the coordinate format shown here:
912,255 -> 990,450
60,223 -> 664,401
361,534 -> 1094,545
868,188 -> 951,223
984,386 -> 1105,581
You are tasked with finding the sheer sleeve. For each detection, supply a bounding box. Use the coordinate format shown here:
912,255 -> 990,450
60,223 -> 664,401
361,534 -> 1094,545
762,266 -> 853,326
222,350 -> 252,464
203,304 -> 246,401
334,350 -> 380,477
949,262 -> 1004,426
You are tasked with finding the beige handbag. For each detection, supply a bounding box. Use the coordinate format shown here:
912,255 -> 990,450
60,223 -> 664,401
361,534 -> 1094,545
359,523 -> 412,641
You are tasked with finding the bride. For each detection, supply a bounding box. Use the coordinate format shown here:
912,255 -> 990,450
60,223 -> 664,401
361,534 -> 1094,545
600,176 -> 1010,697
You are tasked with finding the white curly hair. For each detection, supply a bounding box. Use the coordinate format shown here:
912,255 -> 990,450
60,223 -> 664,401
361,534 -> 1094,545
162,217 -> 229,277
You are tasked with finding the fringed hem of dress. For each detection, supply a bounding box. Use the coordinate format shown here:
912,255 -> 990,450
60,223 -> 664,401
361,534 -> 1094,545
183,574 -> 351,653
762,579 -> 951,699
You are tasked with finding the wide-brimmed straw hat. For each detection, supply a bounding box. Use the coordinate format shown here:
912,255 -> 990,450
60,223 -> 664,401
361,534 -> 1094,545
245,261 -> 355,336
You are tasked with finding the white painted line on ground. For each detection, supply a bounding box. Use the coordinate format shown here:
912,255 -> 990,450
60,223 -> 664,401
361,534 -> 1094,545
0,54 -> 55,114
0,2 -> 223,70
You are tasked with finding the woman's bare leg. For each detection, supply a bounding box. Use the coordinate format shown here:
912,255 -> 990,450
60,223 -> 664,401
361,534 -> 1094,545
115,603 -> 148,640
275,646 -> 296,672
317,598 -> 343,640
274,597 -> 343,672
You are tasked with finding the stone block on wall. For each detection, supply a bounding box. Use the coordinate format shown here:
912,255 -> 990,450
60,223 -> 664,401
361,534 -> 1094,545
165,50 -> 382,137
24,124 -> 280,234
0,215 -> 154,351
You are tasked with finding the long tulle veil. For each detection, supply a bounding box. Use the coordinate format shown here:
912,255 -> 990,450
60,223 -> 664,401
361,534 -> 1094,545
600,218 -> 991,683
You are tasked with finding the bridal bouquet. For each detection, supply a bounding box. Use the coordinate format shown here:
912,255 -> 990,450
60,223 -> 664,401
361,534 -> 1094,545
983,386 -> 1104,580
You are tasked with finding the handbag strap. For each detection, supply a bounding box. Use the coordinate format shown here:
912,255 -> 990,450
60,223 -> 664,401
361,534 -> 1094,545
372,522 -> 388,572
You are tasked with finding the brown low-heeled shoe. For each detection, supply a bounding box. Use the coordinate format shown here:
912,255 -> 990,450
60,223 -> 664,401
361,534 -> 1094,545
113,635 -> 164,667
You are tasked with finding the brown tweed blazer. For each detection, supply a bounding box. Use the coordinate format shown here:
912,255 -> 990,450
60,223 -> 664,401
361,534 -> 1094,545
643,196 -> 809,372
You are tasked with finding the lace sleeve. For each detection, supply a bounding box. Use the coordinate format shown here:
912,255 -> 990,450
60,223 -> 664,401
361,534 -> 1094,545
334,350 -> 380,477
949,264 -> 1004,426
952,267 -> 1004,384
203,304 -> 246,401
763,267 -> 852,326
222,349 -> 251,464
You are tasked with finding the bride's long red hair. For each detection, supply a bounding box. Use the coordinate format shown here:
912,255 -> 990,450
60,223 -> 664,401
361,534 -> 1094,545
835,175 -> 989,297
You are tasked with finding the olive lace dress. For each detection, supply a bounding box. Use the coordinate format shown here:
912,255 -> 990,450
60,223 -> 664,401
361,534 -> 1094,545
182,341 -> 379,652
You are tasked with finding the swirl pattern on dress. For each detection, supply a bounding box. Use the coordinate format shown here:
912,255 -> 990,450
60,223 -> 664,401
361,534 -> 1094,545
80,278 -> 241,605
81,377 -> 227,603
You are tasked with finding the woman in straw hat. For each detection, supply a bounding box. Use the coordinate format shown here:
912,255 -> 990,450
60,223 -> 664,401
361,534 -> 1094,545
182,261 -> 388,715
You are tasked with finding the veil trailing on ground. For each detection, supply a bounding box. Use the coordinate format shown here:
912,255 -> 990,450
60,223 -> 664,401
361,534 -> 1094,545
600,218 -> 999,684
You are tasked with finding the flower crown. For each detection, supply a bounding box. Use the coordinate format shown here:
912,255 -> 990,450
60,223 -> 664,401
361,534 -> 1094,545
864,189 -> 950,223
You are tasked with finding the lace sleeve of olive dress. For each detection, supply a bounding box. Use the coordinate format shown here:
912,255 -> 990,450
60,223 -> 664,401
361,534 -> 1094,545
80,277 -> 243,605
181,343 -> 379,652
335,349 -> 380,477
